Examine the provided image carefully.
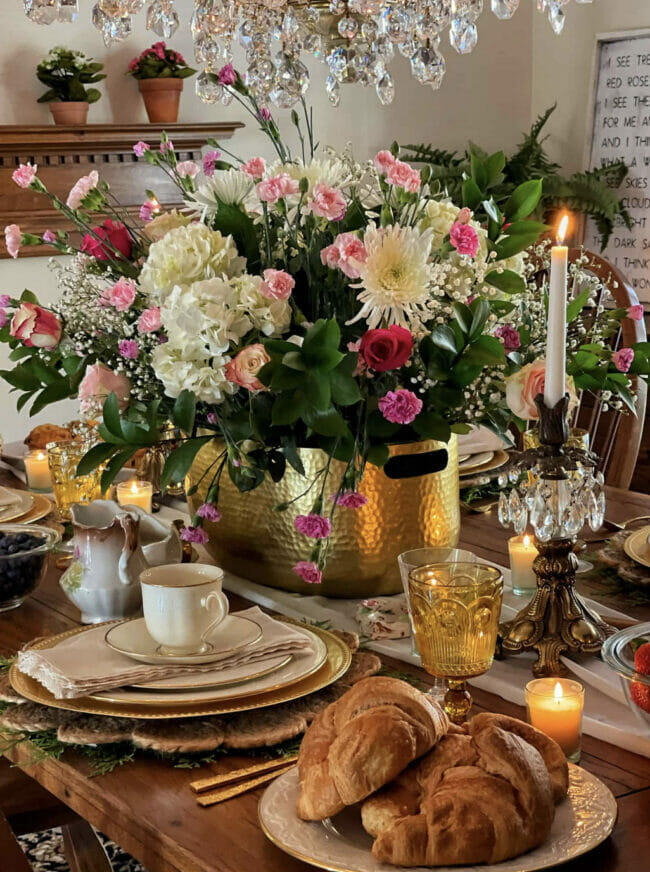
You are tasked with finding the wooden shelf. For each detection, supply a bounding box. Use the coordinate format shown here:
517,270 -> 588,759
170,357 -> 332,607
0,122 -> 244,258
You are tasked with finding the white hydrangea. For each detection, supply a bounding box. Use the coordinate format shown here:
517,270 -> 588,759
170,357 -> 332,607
138,224 -> 245,302
419,198 -> 463,250
152,337 -> 235,405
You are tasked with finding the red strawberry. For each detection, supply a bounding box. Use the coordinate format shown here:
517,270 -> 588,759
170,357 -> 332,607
630,681 -> 650,714
634,642 -> 650,676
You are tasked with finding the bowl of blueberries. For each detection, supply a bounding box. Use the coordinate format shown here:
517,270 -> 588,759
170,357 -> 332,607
0,524 -> 61,612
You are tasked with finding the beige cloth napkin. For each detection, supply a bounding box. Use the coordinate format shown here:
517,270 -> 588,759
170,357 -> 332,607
457,426 -> 511,455
0,486 -> 21,508
17,606 -> 313,699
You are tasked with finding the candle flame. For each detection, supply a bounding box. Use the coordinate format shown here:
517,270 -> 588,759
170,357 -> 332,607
523,534 -> 531,547
130,480 -> 139,494
556,213 -> 569,245
554,681 -> 563,700
36,451 -> 45,461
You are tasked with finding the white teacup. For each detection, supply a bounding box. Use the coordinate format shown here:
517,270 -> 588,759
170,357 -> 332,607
140,564 -> 228,655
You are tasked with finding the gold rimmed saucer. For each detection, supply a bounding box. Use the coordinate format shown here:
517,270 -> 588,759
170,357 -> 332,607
459,449 -> 509,478
0,489 -> 34,523
17,493 -> 54,525
623,526 -> 650,569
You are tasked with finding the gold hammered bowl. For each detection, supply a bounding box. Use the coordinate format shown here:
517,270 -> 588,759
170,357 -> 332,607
188,438 -> 460,597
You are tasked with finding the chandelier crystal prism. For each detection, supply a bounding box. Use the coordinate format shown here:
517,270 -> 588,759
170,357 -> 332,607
23,0 -> 591,105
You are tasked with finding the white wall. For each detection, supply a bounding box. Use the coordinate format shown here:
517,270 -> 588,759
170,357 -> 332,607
1,2 -> 537,440
531,0 -> 650,173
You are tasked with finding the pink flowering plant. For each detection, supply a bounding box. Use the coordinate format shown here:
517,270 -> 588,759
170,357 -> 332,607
126,42 -> 196,80
1,67 -> 648,580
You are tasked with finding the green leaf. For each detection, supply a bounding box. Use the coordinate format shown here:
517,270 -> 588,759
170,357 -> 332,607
453,302 -> 472,334
30,358 -> 58,387
482,198 -> 501,225
303,407 -> 350,437
505,220 -> 549,236
211,201 -> 260,272
469,299 -> 491,342
172,390 -> 196,435
270,366 -> 304,390
0,366 -> 41,392
160,437 -> 213,493
470,152 -> 487,191
463,335 -> 506,366
462,177 -> 483,210
20,290 -> 38,303
366,444 -> 390,467
330,369 -> 361,406
264,339 -> 301,355
100,448 -> 139,494
430,325 -> 458,355
484,151 -> 506,186
30,380 -> 75,416
76,443 -> 118,476
281,438 -> 305,476
102,392 -> 124,441
505,179 -> 543,221
484,269 -> 526,295
494,231 -> 541,260
303,347 -> 344,371
304,372 -> 331,411
272,391 -> 306,426
413,413 -> 451,442
566,288 -> 591,322
281,351 -> 306,371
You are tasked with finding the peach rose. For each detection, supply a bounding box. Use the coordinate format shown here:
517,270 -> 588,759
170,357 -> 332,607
224,344 -> 270,392
259,268 -> 294,301
78,363 -> 131,416
10,302 -> 62,349
505,359 -> 577,420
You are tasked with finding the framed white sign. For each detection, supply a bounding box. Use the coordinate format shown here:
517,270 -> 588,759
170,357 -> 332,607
584,28 -> 650,307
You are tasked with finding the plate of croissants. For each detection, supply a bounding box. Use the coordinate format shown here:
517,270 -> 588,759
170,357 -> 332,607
259,677 -> 617,871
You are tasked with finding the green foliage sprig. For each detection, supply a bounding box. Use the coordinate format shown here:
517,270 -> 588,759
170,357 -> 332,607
36,47 -> 105,104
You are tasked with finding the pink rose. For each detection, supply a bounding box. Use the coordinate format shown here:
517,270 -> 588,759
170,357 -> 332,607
66,170 -> 99,209
307,183 -> 347,221
494,324 -> 521,353
374,150 -> 397,174
320,232 -> 367,279
505,359 -> 577,420
293,561 -> 322,584
628,305 -> 644,321
294,513 -> 332,539
378,389 -> 423,425
456,207 -> 472,224
78,363 -> 131,415
133,141 -> 150,157
12,163 -> 37,189
100,277 -> 136,312
176,160 -> 200,179
217,63 -> 237,85
4,224 -> 21,258
202,150 -> 220,178
449,221 -> 479,257
612,347 -> 634,373
386,160 -> 421,193
260,268 -> 295,301
241,156 -> 266,179
224,344 -> 270,391
10,302 -> 62,349
137,306 -> 162,334
256,173 -> 299,204
81,219 -> 132,261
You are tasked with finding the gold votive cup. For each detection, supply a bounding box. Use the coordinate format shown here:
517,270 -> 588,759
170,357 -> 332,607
46,440 -> 103,522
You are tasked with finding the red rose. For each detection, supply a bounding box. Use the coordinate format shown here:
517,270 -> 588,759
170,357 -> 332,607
80,219 -> 132,261
359,325 -> 413,372
10,302 -> 62,349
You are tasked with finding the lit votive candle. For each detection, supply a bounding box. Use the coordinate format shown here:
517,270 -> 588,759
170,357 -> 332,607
508,534 -> 538,595
526,678 -> 585,763
24,450 -> 52,492
116,479 -> 153,514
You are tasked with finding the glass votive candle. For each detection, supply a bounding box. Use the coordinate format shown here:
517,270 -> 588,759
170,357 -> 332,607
508,534 -> 538,596
24,450 -> 52,492
526,678 -> 585,763
116,480 -> 153,514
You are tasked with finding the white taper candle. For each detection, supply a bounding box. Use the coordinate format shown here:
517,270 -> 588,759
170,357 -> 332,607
544,213 -> 569,408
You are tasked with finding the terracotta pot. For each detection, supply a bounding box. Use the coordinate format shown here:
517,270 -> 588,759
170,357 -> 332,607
188,437 -> 460,598
138,78 -> 183,123
49,101 -> 89,126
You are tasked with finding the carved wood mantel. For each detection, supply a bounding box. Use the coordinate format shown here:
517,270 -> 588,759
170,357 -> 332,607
0,122 -> 244,258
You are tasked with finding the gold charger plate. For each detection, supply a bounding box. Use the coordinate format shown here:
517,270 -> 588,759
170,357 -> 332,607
9,620 -> 351,719
15,493 -> 54,525
623,526 -> 650,569
0,489 -> 34,522
459,449 -> 509,478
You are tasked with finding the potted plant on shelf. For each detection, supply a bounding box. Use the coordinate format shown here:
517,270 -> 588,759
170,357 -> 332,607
36,47 -> 105,126
127,42 -> 196,123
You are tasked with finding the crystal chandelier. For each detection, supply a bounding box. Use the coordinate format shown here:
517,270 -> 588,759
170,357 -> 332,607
23,0 -> 592,107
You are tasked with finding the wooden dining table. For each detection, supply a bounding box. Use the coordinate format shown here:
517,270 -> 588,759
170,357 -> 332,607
1,469 -> 650,872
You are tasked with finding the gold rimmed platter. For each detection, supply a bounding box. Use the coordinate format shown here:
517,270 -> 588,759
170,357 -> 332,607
623,525 -> 650,569
459,449 -> 509,478
17,493 -> 54,525
9,620 -> 351,719
0,489 -> 35,523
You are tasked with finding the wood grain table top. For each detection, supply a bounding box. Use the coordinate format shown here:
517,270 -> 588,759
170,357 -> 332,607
1,469 -> 649,872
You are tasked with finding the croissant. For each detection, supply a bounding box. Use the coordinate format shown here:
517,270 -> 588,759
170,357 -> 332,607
296,676 -> 449,821
362,712 -> 568,867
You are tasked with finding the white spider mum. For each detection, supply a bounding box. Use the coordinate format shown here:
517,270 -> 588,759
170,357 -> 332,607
189,169 -> 255,221
348,223 -> 434,329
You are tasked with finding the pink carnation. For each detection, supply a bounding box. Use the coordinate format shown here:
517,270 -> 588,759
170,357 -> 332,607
293,561 -> 322,585
66,170 -> 99,209
176,160 -> 200,179
374,150 -> 397,174
0,295 -> 10,307
42,230 -> 56,244
140,202 -> 154,221
197,503 -> 222,523
449,221 -> 479,257
386,160 -> 420,193
217,63 -> 237,85
137,306 -> 162,334
378,389 -> 423,425
320,232 -> 367,279
202,150 -> 220,178
12,163 -> 37,189
331,491 -> 368,509
241,156 -> 266,179
160,140 -> 174,153
206,412 -> 218,425
0,310 -> 7,329
118,339 -> 139,359
612,347 -> 634,373
133,141 -> 150,157
258,107 -> 271,121
100,277 -> 136,312
494,324 -> 521,352
180,526 -> 209,545
308,183 -> 347,221
260,268 -> 295,301
628,304 -> 644,320
256,173 -> 299,204
294,513 -> 332,539
4,224 -> 21,259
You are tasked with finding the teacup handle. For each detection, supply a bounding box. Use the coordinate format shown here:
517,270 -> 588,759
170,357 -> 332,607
200,590 -> 228,646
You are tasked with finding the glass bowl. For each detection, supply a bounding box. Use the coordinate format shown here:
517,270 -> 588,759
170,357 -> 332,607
602,621 -> 650,734
0,524 -> 61,612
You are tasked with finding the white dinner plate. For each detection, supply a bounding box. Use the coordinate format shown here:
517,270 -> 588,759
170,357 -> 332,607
130,652 -> 293,691
0,489 -> 34,522
458,450 -> 494,472
93,624 -> 328,706
259,765 -> 617,872
104,614 -> 262,665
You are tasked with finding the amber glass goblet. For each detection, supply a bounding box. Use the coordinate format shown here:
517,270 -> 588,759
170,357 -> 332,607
407,562 -> 503,724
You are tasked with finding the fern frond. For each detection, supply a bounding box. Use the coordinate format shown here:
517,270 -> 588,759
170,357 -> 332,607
401,143 -> 462,165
